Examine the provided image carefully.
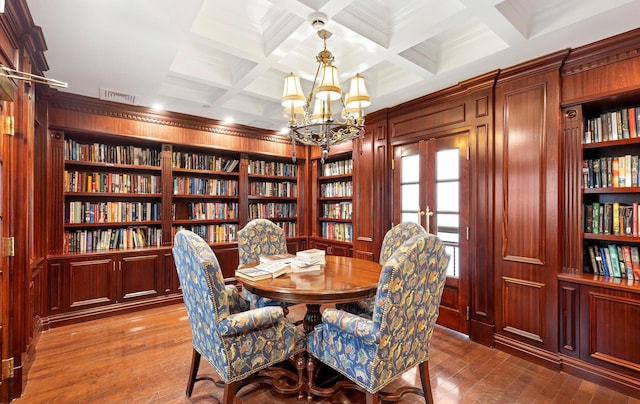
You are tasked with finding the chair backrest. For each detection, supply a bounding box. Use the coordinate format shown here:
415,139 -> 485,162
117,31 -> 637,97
172,230 -> 230,349
371,233 -> 449,375
237,218 -> 288,265
379,221 -> 427,264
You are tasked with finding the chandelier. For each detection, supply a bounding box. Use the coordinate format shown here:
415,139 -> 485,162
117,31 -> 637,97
281,14 -> 370,163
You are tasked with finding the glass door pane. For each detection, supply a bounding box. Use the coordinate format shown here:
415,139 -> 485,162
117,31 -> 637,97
436,148 -> 459,277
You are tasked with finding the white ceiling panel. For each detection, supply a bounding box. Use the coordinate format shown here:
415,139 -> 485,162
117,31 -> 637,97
25,0 -> 640,132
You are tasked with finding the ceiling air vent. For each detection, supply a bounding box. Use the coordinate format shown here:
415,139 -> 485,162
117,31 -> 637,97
99,88 -> 137,105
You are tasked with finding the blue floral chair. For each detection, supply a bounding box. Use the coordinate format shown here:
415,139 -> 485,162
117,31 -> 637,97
336,221 -> 427,318
307,233 -> 449,403
237,218 -> 296,314
172,230 -> 306,402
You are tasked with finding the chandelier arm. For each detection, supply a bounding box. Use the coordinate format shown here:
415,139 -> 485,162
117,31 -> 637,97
307,60 -> 323,109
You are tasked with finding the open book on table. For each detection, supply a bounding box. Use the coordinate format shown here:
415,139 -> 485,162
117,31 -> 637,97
235,260 -> 292,281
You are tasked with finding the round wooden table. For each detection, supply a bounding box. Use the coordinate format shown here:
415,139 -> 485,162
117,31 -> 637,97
237,255 -> 382,333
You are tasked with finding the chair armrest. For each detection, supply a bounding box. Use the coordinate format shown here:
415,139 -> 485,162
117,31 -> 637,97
218,306 -> 284,336
225,285 -> 250,313
321,308 -> 379,344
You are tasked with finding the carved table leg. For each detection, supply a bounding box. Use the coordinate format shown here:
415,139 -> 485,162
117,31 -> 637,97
304,304 -> 322,333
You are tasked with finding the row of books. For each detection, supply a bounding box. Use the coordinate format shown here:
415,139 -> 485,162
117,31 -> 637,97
64,226 -> 162,253
235,248 -> 326,281
248,160 -> 297,177
321,222 -> 353,242
64,171 -> 161,194
322,159 -> 353,176
582,155 -> 639,189
321,181 -> 353,198
321,201 -> 353,220
583,106 -> 640,143
172,224 -> 238,243
65,139 -> 161,166
249,181 -> 298,198
171,151 -> 238,172
248,202 -> 297,219
584,244 -> 640,280
584,202 -> 639,236
172,177 -> 238,196
66,201 -> 161,224
184,202 -> 238,220
275,221 -> 297,237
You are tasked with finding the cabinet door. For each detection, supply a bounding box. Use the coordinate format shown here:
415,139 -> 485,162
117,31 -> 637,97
66,257 -> 117,310
212,244 -> 239,280
312,239 -> 351,257
118,253 -> 162,301
164,250 -> 180,294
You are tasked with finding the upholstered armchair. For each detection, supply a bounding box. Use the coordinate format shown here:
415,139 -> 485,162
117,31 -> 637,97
336,221 -> 427,317
237,218 -> 296,313
307,233 -> 449,403
172,230 -> 306,403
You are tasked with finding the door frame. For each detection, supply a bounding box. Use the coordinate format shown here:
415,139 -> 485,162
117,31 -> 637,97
391,131 -> 471,334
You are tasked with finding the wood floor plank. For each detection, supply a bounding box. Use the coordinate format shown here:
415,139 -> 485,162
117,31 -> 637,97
15,304 -> 640,403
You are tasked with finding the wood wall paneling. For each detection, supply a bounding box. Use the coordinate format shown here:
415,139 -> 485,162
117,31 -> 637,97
502,276 -> 545,342
46,131 -> 64,254
559,282 -> 579,356
352,118 -> 375,261
494,62 -> 563,358
561,29 -> 640,106
561,106 -> 583,274
390,101 -> 466,142
47,262 -> 61,314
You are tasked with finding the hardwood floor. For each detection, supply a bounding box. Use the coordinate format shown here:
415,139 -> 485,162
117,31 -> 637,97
16,303 -> 640,404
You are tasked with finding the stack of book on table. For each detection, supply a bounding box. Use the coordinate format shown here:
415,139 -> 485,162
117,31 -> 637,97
291,248 -> 326,273
235,259 -> 292,281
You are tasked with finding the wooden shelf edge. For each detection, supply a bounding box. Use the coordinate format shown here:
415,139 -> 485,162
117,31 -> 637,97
558,272 -> 640,292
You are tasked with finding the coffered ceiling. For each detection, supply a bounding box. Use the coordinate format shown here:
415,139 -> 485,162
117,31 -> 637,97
26,0 -> 640,132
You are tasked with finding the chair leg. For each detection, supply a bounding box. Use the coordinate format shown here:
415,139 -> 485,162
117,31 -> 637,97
418,361 -> 434,404
223,380 -> 241,404
186,348 -> 201,398
366,392 -> 380,404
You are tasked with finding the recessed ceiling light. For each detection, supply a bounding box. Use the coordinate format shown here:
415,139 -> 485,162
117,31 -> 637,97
224,116 -> 234,124
151,103 -> 163,110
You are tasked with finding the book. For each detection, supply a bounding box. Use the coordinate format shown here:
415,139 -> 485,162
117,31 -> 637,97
591,202 -> 600,234
235,260 -> 292,281
587,246 -> 598,274
622,245 -> 633,279
235,267 -> 273,281
600,246 -> 610,276
290,260 -> 324,273
629,107 -> 637,138
584,204 -> 593,233
630,246 -> 640,281
296,248 -> 326,264
603,203 -> 612,234
607,245 -> 622,277
592,246 -> 604,275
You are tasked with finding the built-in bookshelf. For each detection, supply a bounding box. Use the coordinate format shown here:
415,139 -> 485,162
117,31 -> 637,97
63,136 -> 163,252
171,148 -> 240,243
247,157 -> 299,237
318,155 -> 353,242
582,101 -> 640,282
57,135 -> 304,252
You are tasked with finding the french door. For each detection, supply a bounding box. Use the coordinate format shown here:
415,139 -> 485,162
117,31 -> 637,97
393,133 -> 470,334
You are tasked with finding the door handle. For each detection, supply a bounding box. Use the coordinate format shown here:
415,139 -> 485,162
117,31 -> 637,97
418,205 -> 434,233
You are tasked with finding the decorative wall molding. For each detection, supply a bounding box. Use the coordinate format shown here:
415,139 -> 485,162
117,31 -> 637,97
47,92 -> 291,145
